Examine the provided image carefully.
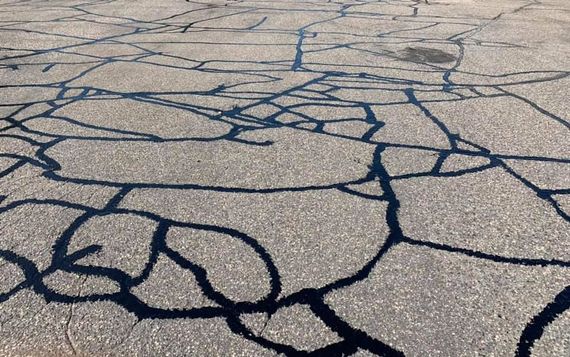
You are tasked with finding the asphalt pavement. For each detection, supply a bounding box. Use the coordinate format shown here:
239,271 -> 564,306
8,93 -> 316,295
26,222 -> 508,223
0,0 -> 569,356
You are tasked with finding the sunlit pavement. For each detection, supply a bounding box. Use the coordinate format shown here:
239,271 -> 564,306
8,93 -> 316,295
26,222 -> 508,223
0,0 -> 569,355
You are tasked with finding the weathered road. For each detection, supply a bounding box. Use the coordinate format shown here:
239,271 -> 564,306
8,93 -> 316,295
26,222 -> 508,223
0,0 -> 569,355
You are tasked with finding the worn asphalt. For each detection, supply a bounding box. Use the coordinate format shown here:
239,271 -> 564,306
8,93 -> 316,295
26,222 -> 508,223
0,0 -> 569,356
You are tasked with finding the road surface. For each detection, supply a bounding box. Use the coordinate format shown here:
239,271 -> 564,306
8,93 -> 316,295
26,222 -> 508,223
0,0 -> 569,355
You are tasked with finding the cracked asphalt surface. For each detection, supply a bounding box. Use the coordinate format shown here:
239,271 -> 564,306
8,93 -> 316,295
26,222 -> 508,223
0,0 -> 569,356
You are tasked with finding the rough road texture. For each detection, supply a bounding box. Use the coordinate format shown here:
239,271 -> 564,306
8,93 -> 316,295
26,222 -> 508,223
0,0 -> 569,356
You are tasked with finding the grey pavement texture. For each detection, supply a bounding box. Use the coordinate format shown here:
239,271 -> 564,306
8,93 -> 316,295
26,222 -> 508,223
0,0 -> 569,356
